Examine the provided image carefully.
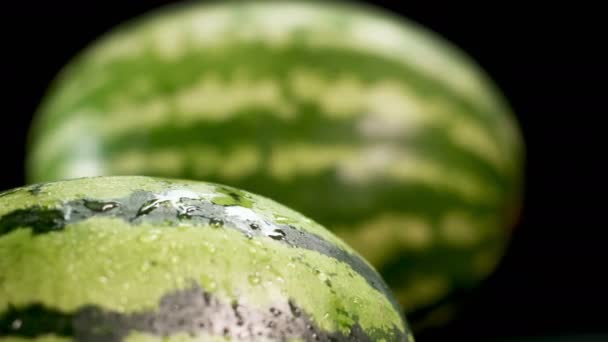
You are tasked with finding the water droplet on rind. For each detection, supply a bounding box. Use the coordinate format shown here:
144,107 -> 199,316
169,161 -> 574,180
136,190 -> 203,218
248,273 -> 261,285
274,215 -> 292,223
268,229 -> 286,240
63,206 -> 73,221
137,199 -> 161,216
177,206 -> 197,219
269,307 -> 282,317
84,200 -> 120,212
209,218 -> 223,228
11,319 -> 22,330
288,299 -> 301,317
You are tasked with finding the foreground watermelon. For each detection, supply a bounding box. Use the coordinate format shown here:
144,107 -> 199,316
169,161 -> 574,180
26,0 -> 525,327
0,176 -> 412,341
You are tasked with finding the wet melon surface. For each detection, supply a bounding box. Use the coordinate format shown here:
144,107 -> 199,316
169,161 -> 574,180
0,176 -> 412,341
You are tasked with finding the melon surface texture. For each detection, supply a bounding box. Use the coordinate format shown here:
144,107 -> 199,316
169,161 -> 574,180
26,0 -> 525,325
0,176 -> 412,341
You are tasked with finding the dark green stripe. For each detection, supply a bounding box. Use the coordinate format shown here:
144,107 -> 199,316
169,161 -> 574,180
97,113 -> 508,182
0,304 -> 73,337
0,283 -> 407,341
0,207 -> 65,236
0,187 -> 401,315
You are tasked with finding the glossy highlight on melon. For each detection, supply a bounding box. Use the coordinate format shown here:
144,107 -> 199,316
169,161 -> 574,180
26,0 -> 525,327
0,176 -> 412,341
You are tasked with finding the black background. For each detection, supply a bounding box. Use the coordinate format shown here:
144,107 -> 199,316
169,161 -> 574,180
1,1 -> 605,341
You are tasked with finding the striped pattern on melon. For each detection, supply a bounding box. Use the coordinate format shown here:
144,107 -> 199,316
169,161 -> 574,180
0,176 -> 412,341
26,0 -> 525,324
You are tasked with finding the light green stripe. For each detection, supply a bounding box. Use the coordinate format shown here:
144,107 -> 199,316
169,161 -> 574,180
334,210 -> 496,271
334,213 -> 435,267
